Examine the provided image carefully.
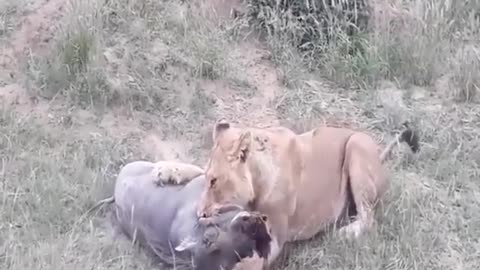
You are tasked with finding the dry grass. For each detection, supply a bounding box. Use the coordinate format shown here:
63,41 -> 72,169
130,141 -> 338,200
2,0 -> 480,269
0,104 -> 155,269
0,0 -> 23,38
25,0 -> 241,113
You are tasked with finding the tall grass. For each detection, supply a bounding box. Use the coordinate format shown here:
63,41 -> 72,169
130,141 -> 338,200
245,0 -> 480,100
25,0 -> 113,108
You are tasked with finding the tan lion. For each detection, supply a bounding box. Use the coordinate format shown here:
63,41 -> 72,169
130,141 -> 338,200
182,120 -> 420,266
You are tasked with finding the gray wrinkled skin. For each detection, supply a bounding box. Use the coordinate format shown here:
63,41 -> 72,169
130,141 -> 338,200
113,161 -> 244,270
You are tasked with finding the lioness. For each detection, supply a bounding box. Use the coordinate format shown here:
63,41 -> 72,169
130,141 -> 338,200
184,120 -> 419,265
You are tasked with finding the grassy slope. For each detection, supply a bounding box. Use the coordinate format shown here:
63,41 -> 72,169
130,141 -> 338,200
1,0 -> 479,269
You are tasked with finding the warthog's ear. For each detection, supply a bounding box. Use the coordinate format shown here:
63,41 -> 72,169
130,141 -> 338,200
252,215 -> 272,259
236,131 -> 251,163
212,119 -> 230,142
175,236 -> 198,252
231,213 -> 272,259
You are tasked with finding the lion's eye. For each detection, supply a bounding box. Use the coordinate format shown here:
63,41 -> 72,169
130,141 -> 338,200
210,178 -> 217,187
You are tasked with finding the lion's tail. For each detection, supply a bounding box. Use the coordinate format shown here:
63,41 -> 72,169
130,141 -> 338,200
380,124 -> 420,163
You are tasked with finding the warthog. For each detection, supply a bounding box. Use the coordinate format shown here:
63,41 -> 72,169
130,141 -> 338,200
90,161 -> 272,270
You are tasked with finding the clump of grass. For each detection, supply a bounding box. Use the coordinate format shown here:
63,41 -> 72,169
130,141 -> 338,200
167,0 -> 232,80
26,0 -> 114,109
0,0 -> 23,38
369,0 -> 480,92
244,0 -> 372,87
450,45 -> 480,102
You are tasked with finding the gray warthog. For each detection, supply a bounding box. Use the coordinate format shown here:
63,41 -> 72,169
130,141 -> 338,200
90,161 -> 271,270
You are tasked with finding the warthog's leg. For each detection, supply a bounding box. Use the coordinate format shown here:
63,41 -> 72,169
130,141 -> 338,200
338,134 -> 383,240
151,161 -> 204,186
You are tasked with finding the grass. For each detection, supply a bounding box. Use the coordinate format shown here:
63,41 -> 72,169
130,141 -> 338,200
0,105 -> 155,269
246,0 -> 480,100
2,0 -> 480,269
0,0 -> 23,38
25,0 -> 111,107
25,0 -> 241,113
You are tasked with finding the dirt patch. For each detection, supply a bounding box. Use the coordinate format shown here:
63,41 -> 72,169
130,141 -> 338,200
200,40 -> 283,126
0,0 -> 67,127
1,0 -> 65,79
0,83 -> 51,121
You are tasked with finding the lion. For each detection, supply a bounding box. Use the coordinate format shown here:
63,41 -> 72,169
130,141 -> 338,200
174,120 -> 419,266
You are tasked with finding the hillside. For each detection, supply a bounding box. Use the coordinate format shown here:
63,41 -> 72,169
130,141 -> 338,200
1,0 -> 479,269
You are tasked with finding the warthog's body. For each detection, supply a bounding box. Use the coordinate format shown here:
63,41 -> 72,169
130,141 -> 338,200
112,160 -> 269,270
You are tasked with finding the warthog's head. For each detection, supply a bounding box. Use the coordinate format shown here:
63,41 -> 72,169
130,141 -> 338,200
176,210 -> 272,270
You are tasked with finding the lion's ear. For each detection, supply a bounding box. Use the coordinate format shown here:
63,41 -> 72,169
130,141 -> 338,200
212,119 -> 230,142
237,131 -> 251,163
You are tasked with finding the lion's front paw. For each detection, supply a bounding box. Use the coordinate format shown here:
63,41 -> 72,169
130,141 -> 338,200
151,161 -> 204,186
337,221 -> 363,240
151,163 -> 179,186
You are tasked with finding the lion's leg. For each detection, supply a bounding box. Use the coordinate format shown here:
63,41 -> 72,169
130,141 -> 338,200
337,196 -> 375,240
338,174 -> 376,239
151,161 -> 204,186
338,135 -> 381,240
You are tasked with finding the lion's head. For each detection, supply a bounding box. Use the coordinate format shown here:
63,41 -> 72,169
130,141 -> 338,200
197,120 -> 257,220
